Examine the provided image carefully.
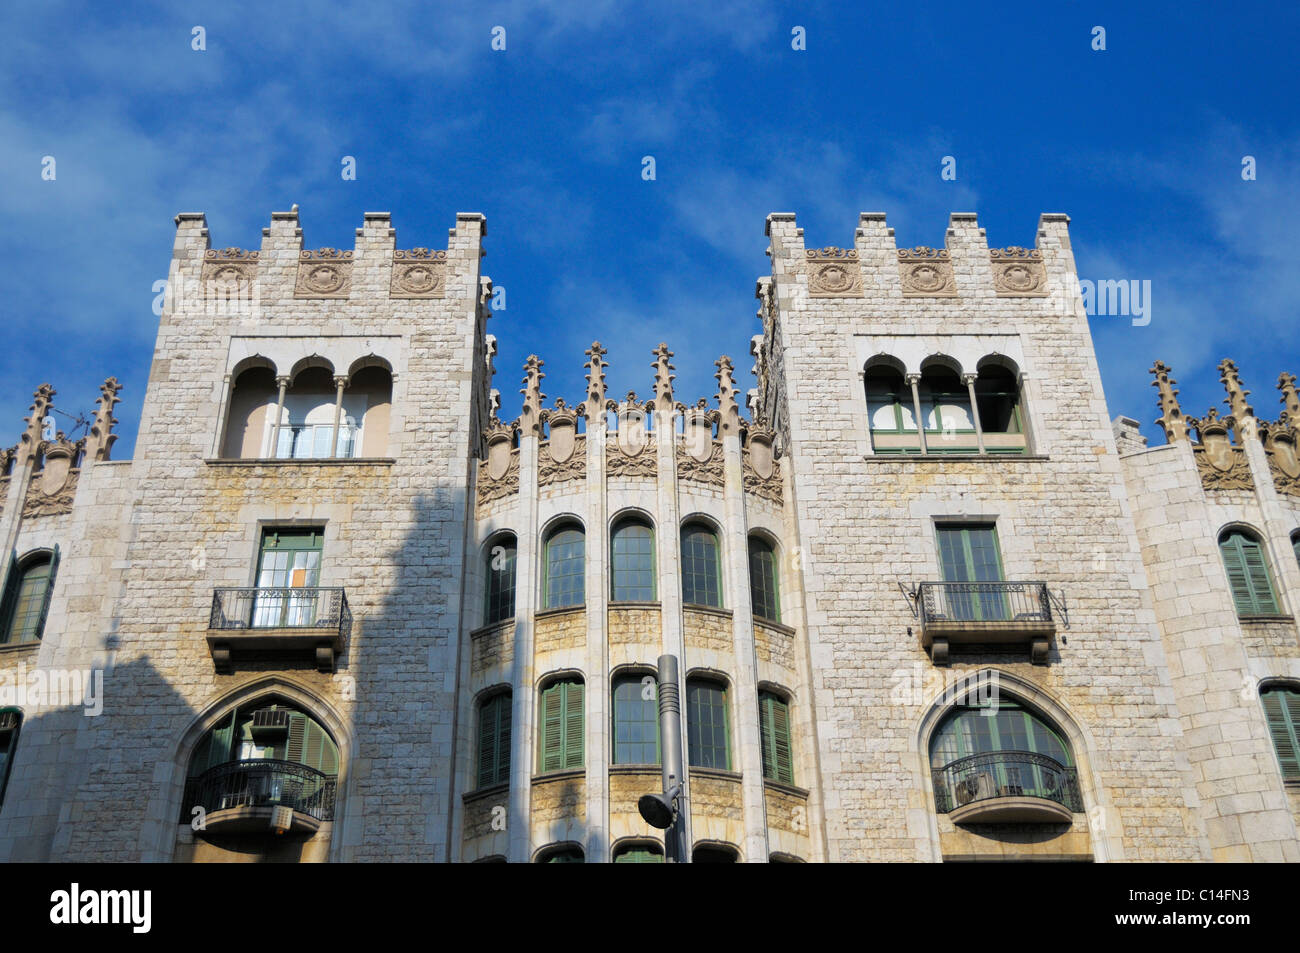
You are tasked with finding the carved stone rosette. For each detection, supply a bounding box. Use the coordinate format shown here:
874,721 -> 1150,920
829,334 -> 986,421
990,247 -> 1049,297
805,247 -> 862,297
539,434 -> 587,487
897,247 -> 957,297
476,447 -> 520,516
607,437 -> 657,479
390,248 -> 447,298
201,248 -> 259,302
676,441 -> 724,487
295,248 -> 353,298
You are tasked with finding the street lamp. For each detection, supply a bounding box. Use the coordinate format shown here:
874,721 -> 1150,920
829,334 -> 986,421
637,654 -> 688,862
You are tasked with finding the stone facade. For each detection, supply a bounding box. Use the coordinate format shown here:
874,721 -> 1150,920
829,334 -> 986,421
0,207 -> 1296,863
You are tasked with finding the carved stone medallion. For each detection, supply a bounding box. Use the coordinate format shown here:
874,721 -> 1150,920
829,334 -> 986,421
390,249 -> 447,298
295,249 -> 353,298
898,248 -> 957,297
805,247 -> 862,297
990,247 -> 1049,297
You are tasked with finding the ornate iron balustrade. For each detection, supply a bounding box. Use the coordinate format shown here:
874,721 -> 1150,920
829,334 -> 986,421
918,581 -> 1052,626
933,750 -> 1082,814
209,587 -> 350,631
182,758 -> 337,822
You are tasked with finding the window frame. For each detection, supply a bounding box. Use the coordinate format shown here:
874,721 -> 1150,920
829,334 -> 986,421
680,523 -> 723,609
476,690 -> 512,789
538,677 -> 584,773
686,677 -> 731,771
484,535 -> 517,625
758,690 -> 795,785
610,518 -> 656,603
1261,683 -> 1300,783
611,672 -> 660,766
748,536 -> 781,622
0,547 -> 59,646
542,525 -> 586,610
1218,529 -> 1281,618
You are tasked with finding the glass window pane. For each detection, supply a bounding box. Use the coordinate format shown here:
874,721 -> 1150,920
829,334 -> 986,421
748,538 -> 780,622
687,680 -> 729,769
486,541 -> 517,624
612,676 -> 659,764
681,526 -> 721,608
545,529 -> 585,608
611,522 -> 655,601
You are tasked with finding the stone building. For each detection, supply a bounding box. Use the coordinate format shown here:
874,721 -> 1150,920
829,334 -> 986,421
0,207 -> 1296,862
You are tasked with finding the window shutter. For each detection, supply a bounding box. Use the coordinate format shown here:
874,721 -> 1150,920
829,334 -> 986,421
1262,689 -> 1300,782
498,695 -> 512,785
564,682 -> 584,770
33,544 -> 60,641
541,684 -> 564,772
1220,535 -> 1256,615
478,696 -> 501,787
286,712 -> 307,762
0,548 -> 17,640
759,695 -> 774,780
1240,539 -> 1278,614
771,697 -> 793,784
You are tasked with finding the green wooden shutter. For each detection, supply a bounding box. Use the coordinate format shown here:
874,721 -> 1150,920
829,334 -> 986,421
760,693 -> 794,784
478,696 -> 500,786
0,549 -> 17,642
541,683 -> 565,772
285,711 -> 338,774
564,682 -> 584,770
1293,535 -> 1300,571
1262,688 -> 1300,782
32,544 -> 59,642
1221,533 -> 1279,616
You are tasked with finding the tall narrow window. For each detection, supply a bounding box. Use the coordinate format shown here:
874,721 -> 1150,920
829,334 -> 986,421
935,524 -> 1007,621
974,366 -> 1023,434
864,362 -> 919,454
686,678 -> 730,770
1219,529 -> 1280,617
1261,684 -> 1300,782
748,536 -> 780,622
0,548 -> 59,645
485,537 -> 517,625
681,524 -> 722,608
0,709 -> 21,810
543,526 -> 585,609
611,675 -> 659,765
610,520 -> 655,602
538,678 -> 584,772
253,529 -> 323,627
477,691 -> 512,788
759,691 -> 794,784
921,366 -> 975,449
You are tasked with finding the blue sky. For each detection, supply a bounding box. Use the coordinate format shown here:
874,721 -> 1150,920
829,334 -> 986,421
1,1 -> 1297,457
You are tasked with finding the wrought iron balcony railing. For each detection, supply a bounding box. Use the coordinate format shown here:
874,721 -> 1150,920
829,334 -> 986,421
209,587 -> 350,632
182,758 -> 337,823
933,750 -> 1082,815
918,581 -> 1053,627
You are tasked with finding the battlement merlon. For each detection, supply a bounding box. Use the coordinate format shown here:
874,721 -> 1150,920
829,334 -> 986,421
764,210 -> 1074,263
162,209 -> 487,318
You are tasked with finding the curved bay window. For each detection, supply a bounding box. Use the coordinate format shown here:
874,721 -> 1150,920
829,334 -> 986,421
930,700 -> 1082,821
680,523 -> 722,609
484,536 -> 517,625
543,525 -> 585,610
610,519 -> 655,602
864,362 -> 919,454
611,674 -> 659,765
748,536 -> 780,622
183,700 -> 339,832
0,547 -> 59,645
1219,529 -> 1280,618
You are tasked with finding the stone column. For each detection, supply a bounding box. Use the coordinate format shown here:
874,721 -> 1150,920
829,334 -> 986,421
908,373 -> 928,454
963,373 -> 985,454
269,375 -> 290,458
329,375 -> 348,457
582,343 -> 610,862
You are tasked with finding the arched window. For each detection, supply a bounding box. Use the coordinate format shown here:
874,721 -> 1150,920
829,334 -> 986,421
974,364 -> 1023,435
349,363 -> 393,457
610,518 -> 655,602
680,523 -> 722,608
0,548 -> 59,645
484,536 -> 517,625
611,673 -> 659,765
182,700 -> 340,827
222,363 -> 277,458
1218,529 -> 1280,618
748,536 -> 780,622
613,841 -> 664,863
864,362 -> 918,454
920,364 -> 975,451
1261,684 -> 1300,782
693,844 -> 738,863
537,844 -> 584,863
538,677 -> 584,772
275,365 -> 353,459
758,690 -> 794,784
0,709 -> 21,810
476,691 -> 512,788
1292,531 -> 1299,571
686,677 -> 730,770
929,699 -> 1081,814
543,525 -> 585,609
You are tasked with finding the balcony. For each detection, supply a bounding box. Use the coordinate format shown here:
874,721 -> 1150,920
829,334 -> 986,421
182,758 -> 337,835
933,750 -> 1082,823
916,581 -> 1057,665
207,587 -> 351,673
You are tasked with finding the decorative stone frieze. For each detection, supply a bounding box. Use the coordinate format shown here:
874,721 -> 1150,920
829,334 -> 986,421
897,247 -> 957,297
539,432 -> 586,487
607,435 -> 657,479
390,248 -> 447,298
676,439 -> 724,487
24,437 -> 82,517
201,247 -> 259,301
1189,409 -> 1253,492
990,247 -> 1049,296
804,247 -> 862,297
476,442 -> 520,515
295,248 -> 353,298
